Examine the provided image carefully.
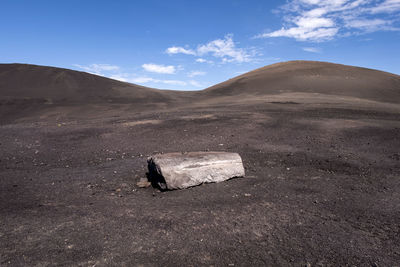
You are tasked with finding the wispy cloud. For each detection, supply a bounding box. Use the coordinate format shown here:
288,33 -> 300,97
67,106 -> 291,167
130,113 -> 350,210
142,63 -> 176,74
187,71 -> 206,77
108,74 -> 130,82
166,46 -> 196,55
73,63 -> 204,89
130,76 -> 204,88
131,77 -> 187,86
129,76 -> 154,83
195,58 -> 213,64
370,0 -> 400,13
73,63 -> 120,75
302,47 -> 321,53
345,18 -> 395,31
256,0 -> 400,42
197,34 -> 253,63
161,79 -> 187,86
188,80 -> 202,87
166,34 -> 256,63
113,75 -> 197,88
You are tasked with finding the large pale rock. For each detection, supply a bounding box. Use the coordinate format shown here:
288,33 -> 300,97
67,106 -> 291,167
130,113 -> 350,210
147,152 -> 245,190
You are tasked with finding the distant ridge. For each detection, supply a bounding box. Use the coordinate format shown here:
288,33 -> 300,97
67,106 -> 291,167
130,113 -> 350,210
0,63 -> 182,104
1,61 -> 399,105
202,61 -> 400,104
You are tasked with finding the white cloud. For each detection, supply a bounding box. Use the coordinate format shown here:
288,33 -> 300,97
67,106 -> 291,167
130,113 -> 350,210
73,64 -> 193,89
302,47 -> 321,53
263,27 -> 339,41
188,80 -> 202,87
296,17 -> 335,28
197,35 -> 253,63
195,58 -> 213,64
109,74 -> 128,82
142,63 -> 176,74
73,63 -> 120,75
131,77 -> 155,83
370,0 -> 400,13
345,18 -> 395,31
188,71 -> 206,77
166,35 -> 255,63
166,46 -> 196,55
257,0 -> 400,42
163,80 -> 187,86
130,77 -> 187,86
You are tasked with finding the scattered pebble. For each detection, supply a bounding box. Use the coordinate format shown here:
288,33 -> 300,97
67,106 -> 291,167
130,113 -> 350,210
244,193 -> 251,197
137,179 -> 151,188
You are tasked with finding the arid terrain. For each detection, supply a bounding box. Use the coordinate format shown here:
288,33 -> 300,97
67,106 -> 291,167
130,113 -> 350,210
1,61 -> 400,266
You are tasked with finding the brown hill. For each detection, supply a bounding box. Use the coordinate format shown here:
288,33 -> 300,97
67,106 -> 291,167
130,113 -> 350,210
0,63 -> 185,104
1,61 -> 399,105
201,61 -> 400,104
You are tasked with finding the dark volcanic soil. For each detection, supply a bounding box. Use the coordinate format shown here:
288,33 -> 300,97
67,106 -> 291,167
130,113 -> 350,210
1,61 -> 400,266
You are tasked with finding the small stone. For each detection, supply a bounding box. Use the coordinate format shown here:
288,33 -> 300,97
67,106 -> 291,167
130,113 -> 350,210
244,193 -> 251,197
137,179 -> 151,188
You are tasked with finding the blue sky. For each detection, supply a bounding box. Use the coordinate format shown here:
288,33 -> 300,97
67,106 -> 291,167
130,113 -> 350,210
1,0 -> 399,90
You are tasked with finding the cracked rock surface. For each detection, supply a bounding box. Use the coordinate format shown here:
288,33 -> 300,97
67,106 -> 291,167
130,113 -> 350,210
147,152 -> 245,190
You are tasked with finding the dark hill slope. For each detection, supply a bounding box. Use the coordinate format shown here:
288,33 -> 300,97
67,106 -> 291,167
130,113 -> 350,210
0,63 -> 185,104
201,61 -> 400,104
1,61 -> 400,106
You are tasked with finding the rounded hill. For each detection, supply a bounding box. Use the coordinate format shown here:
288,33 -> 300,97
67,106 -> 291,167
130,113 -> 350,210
202,61 -> 400,104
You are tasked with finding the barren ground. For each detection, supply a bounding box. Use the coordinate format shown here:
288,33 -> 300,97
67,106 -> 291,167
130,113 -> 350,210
1,96 -> 400,266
